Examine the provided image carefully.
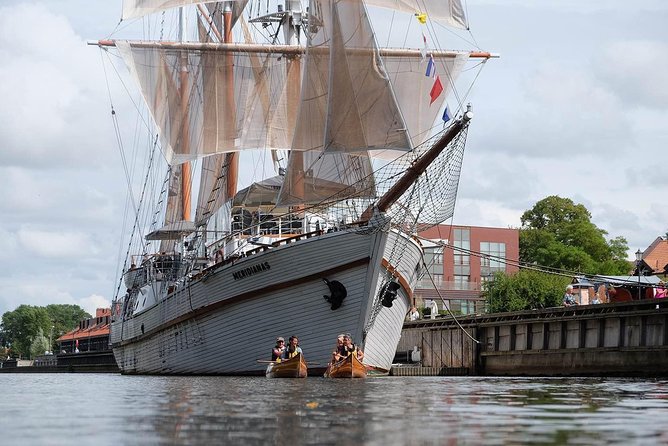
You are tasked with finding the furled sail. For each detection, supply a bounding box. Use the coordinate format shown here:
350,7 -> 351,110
117,41 -> 293,165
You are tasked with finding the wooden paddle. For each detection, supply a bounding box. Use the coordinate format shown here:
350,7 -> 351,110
256,359 -> 321,365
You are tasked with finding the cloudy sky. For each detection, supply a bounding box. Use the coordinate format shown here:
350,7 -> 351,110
1,0 -> 666,317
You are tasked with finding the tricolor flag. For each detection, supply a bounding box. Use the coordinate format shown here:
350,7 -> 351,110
425,55 -> 435,78
429,76 -> 443,105
442,105 -> 451,123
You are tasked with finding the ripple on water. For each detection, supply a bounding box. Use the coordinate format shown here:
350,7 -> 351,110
3,375 -> 668,445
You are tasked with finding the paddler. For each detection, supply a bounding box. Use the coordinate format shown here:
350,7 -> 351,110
331,333 -> 346,363
272,337 -> 285,362
343,333 -> 364,361
283,335 -> 303,359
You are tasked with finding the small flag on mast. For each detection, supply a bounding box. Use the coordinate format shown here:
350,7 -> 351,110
425,55 -> 436,78
421,33 -> 428,60
429,76 -> 443,105
442,105 -> 451,123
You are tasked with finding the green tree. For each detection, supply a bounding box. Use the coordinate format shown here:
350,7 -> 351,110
1,305 -> 52,358
45,304 -> 90,350
1,304 -> 90,357
520,196 -> 631,275
30,328 -> 50,358
484,270 -> 570,313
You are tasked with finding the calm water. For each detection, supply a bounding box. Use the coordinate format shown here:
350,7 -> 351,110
2,374 -> 668,445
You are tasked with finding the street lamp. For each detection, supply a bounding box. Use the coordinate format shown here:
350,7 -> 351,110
636,249 -> 642,300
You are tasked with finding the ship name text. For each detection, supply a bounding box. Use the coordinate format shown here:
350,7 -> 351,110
232,262 -> 271,280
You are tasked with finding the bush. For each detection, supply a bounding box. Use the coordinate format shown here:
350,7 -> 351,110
483,270 -> 570,313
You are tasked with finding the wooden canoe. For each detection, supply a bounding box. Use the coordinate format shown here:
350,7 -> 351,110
266,352 -> 308,378
324,353 -> 366,378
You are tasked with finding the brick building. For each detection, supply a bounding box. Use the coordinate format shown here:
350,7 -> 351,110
415,224 -> 519,314
639,237 -> 668,276
56,308 -> 111,353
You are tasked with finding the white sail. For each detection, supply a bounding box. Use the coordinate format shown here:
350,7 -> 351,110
384,52 -> 469,151
291,0 -> 411,154
122,0 -> 467,28
122,0 -> 242,20
278,151 -> 376,206
117,41 -> 293,165
204,1 -> 248,31
365,0 -> 467,28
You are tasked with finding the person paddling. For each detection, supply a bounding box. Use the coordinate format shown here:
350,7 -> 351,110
283,335 -> 303,359
271,337 -> 285,362
331,334 -> 346,363
343,333 -> 364,361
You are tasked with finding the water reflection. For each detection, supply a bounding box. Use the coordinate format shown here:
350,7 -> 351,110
2,375 -> 668,445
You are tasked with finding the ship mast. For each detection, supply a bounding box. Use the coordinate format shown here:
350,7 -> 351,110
223,2 -> 239,200
179,8 -> 192,222
283,1 -> 305,218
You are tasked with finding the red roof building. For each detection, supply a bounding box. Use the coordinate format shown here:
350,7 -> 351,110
56,308 -> 111,353
640,237 -> 668,276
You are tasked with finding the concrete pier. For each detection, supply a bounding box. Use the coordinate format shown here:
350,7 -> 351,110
396,299 -> 668,376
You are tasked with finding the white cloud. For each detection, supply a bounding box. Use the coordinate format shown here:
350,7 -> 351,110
17,228 -> 94,258
0,2 -> 116,168
77,294 -> 112,317
471,0 -> 668,14
475,62 -> 631,159
597,40 -> 668,109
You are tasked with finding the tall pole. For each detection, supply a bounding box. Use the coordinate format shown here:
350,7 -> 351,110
223,2 -> 239,200
284,1 -> 304,218
179,7 -> 192,221
636,249 -> 642,300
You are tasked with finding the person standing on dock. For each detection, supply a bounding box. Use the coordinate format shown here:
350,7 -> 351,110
429,299 -> 439,319
563,285 -> 578,306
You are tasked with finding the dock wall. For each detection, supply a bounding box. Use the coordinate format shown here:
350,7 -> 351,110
397,300 -> 668,376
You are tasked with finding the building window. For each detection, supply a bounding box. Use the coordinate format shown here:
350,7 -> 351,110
420,246 -> 444,288
454,275 -> 470,290
453,228 -> 470,282
480,241 -> 506,279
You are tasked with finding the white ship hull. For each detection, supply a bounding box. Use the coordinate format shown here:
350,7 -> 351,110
111,226 -> 422,375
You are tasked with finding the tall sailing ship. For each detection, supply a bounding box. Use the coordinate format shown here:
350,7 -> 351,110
95,0 -> 495,375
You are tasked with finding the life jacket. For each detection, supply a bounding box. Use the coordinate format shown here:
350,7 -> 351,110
271,347 -> 283,361
345,344 -> 357,357
336,345 -> 347,357
285,347 -> 300,359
